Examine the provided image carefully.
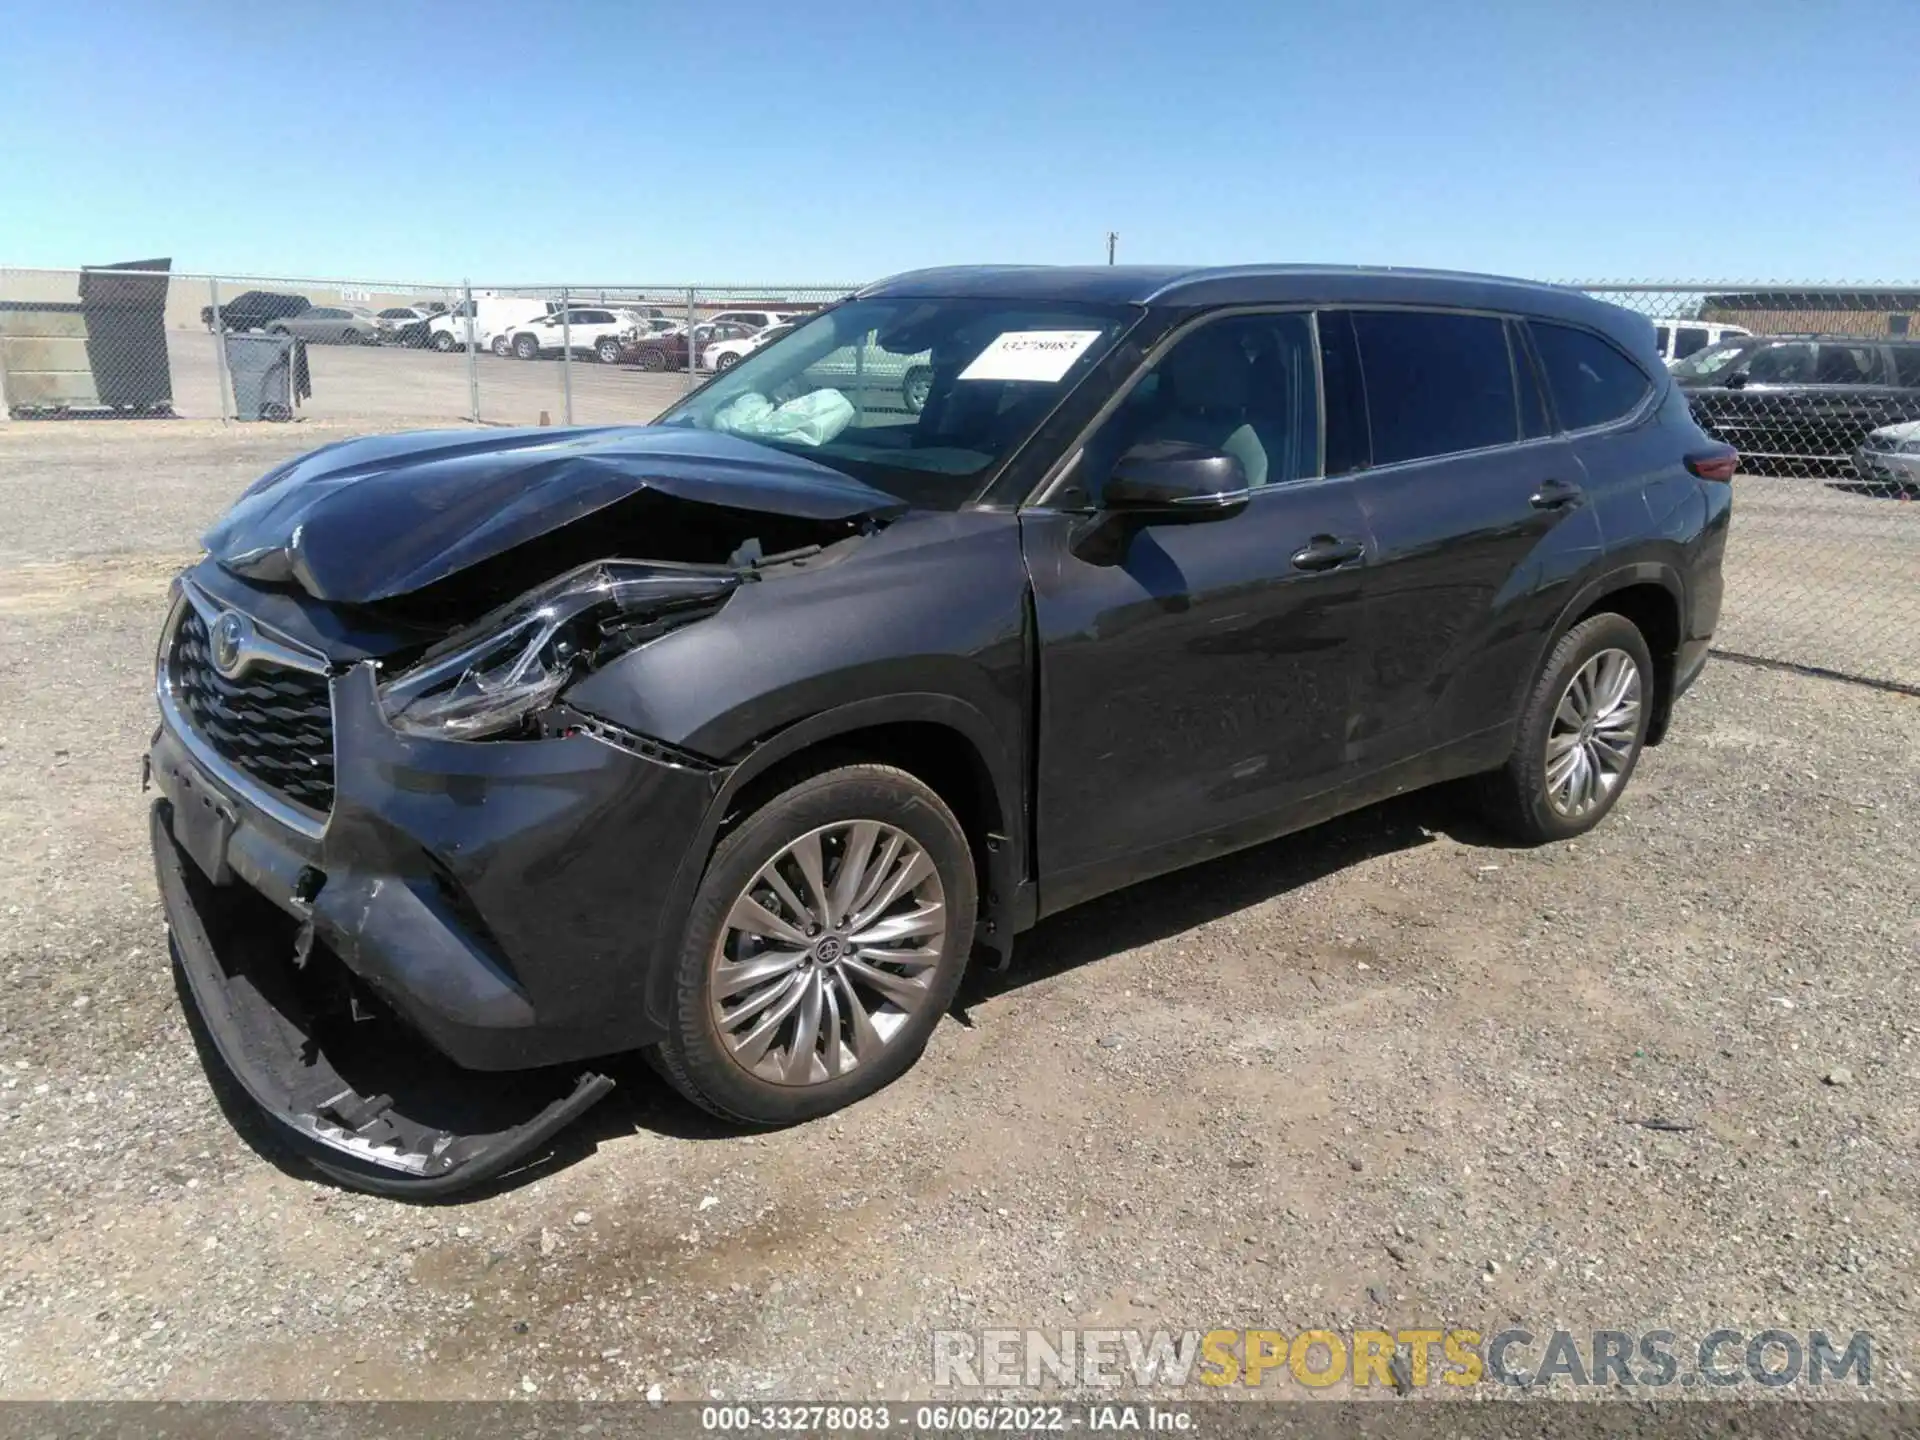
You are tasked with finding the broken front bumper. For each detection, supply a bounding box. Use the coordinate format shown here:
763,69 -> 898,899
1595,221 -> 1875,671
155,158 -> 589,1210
148,660 -> 728,1194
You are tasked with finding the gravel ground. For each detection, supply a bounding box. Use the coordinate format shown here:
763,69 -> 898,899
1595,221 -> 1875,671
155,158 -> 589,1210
0,423 -> 1914,1402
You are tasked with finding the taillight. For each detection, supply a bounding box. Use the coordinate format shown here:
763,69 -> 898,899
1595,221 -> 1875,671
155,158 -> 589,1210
1686,447 -> 1738,482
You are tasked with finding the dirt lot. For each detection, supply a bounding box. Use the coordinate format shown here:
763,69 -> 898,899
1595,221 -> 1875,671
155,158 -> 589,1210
0,422 -> 1914,1402
149,329 -> 702,430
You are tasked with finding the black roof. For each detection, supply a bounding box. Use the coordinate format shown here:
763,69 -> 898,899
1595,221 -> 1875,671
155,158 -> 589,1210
859,264 -> 1651,353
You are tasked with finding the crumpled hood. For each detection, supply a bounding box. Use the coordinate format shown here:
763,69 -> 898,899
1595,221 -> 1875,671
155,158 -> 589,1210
201,425 -> 907,604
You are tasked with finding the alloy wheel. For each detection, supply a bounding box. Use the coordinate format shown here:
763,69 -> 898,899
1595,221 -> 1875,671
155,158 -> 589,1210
1543,647 -> 1643,818
708,820 -> 948,1087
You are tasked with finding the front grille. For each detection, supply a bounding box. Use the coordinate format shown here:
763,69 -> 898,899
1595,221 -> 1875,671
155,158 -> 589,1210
170,605 -> 336,813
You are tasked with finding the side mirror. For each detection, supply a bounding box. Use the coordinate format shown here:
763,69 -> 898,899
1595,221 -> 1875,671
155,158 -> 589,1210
1102,440 -> 1249,519
1725,369 -> 1750,390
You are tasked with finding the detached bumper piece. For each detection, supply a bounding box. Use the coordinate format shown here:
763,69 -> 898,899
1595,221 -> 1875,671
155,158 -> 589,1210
154,805 -> 614,1197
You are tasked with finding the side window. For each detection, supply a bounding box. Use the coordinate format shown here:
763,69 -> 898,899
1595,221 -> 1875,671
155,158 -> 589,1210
1745,343 -> 1815,384
1813,344 -> 1883,385
1086,313 -> 1321,494
1890,345 -> 1920,388
1652,325 -> 1671,357
1350,310 -> 1517,464
1675,326 -> 1710,359
1509,319 -> 1552,440
1530,322 -> 1653,431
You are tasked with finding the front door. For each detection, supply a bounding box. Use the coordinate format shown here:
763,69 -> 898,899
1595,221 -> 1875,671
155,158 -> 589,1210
1025,312 -> 1374,914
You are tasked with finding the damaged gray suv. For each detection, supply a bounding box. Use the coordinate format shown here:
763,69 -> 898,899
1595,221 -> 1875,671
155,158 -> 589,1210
149,265 -> 1733,1193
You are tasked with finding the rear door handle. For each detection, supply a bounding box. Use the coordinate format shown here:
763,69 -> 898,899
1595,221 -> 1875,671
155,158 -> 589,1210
1291,535 -> 1366,571
1530,478 -> 1584,510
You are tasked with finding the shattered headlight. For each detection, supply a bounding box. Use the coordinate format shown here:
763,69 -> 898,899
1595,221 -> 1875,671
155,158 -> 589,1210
378,561 -> 739,740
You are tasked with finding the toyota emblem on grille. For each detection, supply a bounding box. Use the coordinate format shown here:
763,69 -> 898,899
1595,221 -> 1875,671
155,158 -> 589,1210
210,611 -> 250,678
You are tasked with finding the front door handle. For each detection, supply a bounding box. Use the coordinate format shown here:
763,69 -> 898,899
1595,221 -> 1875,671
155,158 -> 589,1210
1530,477 -> 1584,510
1291,534 -> 1366,572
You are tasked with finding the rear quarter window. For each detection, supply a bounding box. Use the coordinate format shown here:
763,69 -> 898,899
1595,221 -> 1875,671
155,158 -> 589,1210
1348,310 -> 1518,465
1529,322 -> 1653,431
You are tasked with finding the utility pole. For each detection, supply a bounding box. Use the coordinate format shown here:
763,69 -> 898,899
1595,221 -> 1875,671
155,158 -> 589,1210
1106,231 -> 1118,266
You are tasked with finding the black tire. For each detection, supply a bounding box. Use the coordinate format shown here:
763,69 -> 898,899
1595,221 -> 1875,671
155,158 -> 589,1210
637,346 -> 668,372
491,334 -> 512,358
431,330 -> 457,353
513,334 -> 540,360
714,351 -> 740,372
1479,612 -> 1654,844
649,763 -> 977,1127
596,336 -> 624,365
902,364 -> 933,414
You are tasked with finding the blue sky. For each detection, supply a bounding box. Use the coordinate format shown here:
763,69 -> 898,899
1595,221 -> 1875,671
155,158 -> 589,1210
1,0 -> 1914,285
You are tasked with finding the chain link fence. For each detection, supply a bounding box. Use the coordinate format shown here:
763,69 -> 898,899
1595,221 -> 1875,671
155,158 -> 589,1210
1,264 -> 1913,689
1572,284 -> 1919,691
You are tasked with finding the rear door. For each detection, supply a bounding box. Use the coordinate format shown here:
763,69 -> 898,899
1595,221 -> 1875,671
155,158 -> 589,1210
1026,311 -> 1375,911
1327,308 -> 1584,769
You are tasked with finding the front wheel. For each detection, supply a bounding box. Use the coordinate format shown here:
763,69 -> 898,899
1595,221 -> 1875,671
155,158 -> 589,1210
1479,612 -> 1653,843
431,330 -> 457,353
513,334 -> 540,360
596,336 -> 624,364
649,764 -> 977,1126
714,351 -> 740,372
637,347 -> 668,372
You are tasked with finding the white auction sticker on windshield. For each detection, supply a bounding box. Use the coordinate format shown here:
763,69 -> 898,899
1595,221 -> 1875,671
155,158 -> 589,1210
958,330 -> 1103,383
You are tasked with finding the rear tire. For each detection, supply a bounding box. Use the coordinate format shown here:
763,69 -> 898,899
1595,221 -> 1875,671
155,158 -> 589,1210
649,764 -> 976,1127
1479,613 -> 1654,844
491,334 -> 512,357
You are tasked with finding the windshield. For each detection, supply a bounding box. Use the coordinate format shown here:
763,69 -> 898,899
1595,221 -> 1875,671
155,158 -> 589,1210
1671,340 -> 1752,381
653,297 -> 1135,508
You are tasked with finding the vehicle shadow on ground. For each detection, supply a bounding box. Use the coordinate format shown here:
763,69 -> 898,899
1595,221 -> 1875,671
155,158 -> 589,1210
184,784 -> 1520,1201
955,781 -> 1513,1008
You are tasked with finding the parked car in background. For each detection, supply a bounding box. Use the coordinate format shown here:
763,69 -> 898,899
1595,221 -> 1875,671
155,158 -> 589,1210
268,306 -> 382,345
1651,320 -> 1748,366
703,321 -> 798,372
1853,418 -> 1920,493
505,307 -> 650,363
375,307 -> 436,348
800,337 -> 935,414
624,321 -> 757,372
706,309 -> 796,334
200,290 -> 309,332
150,264 -> 1731,1193
1675,334 -> 1920,474
429,296 -> 557,355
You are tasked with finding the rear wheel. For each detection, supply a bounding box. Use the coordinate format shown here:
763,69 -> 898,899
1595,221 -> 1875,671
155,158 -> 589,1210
491,334 -> 512,357
649,764 -> 976,1126
1479,612 -> 1653,844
